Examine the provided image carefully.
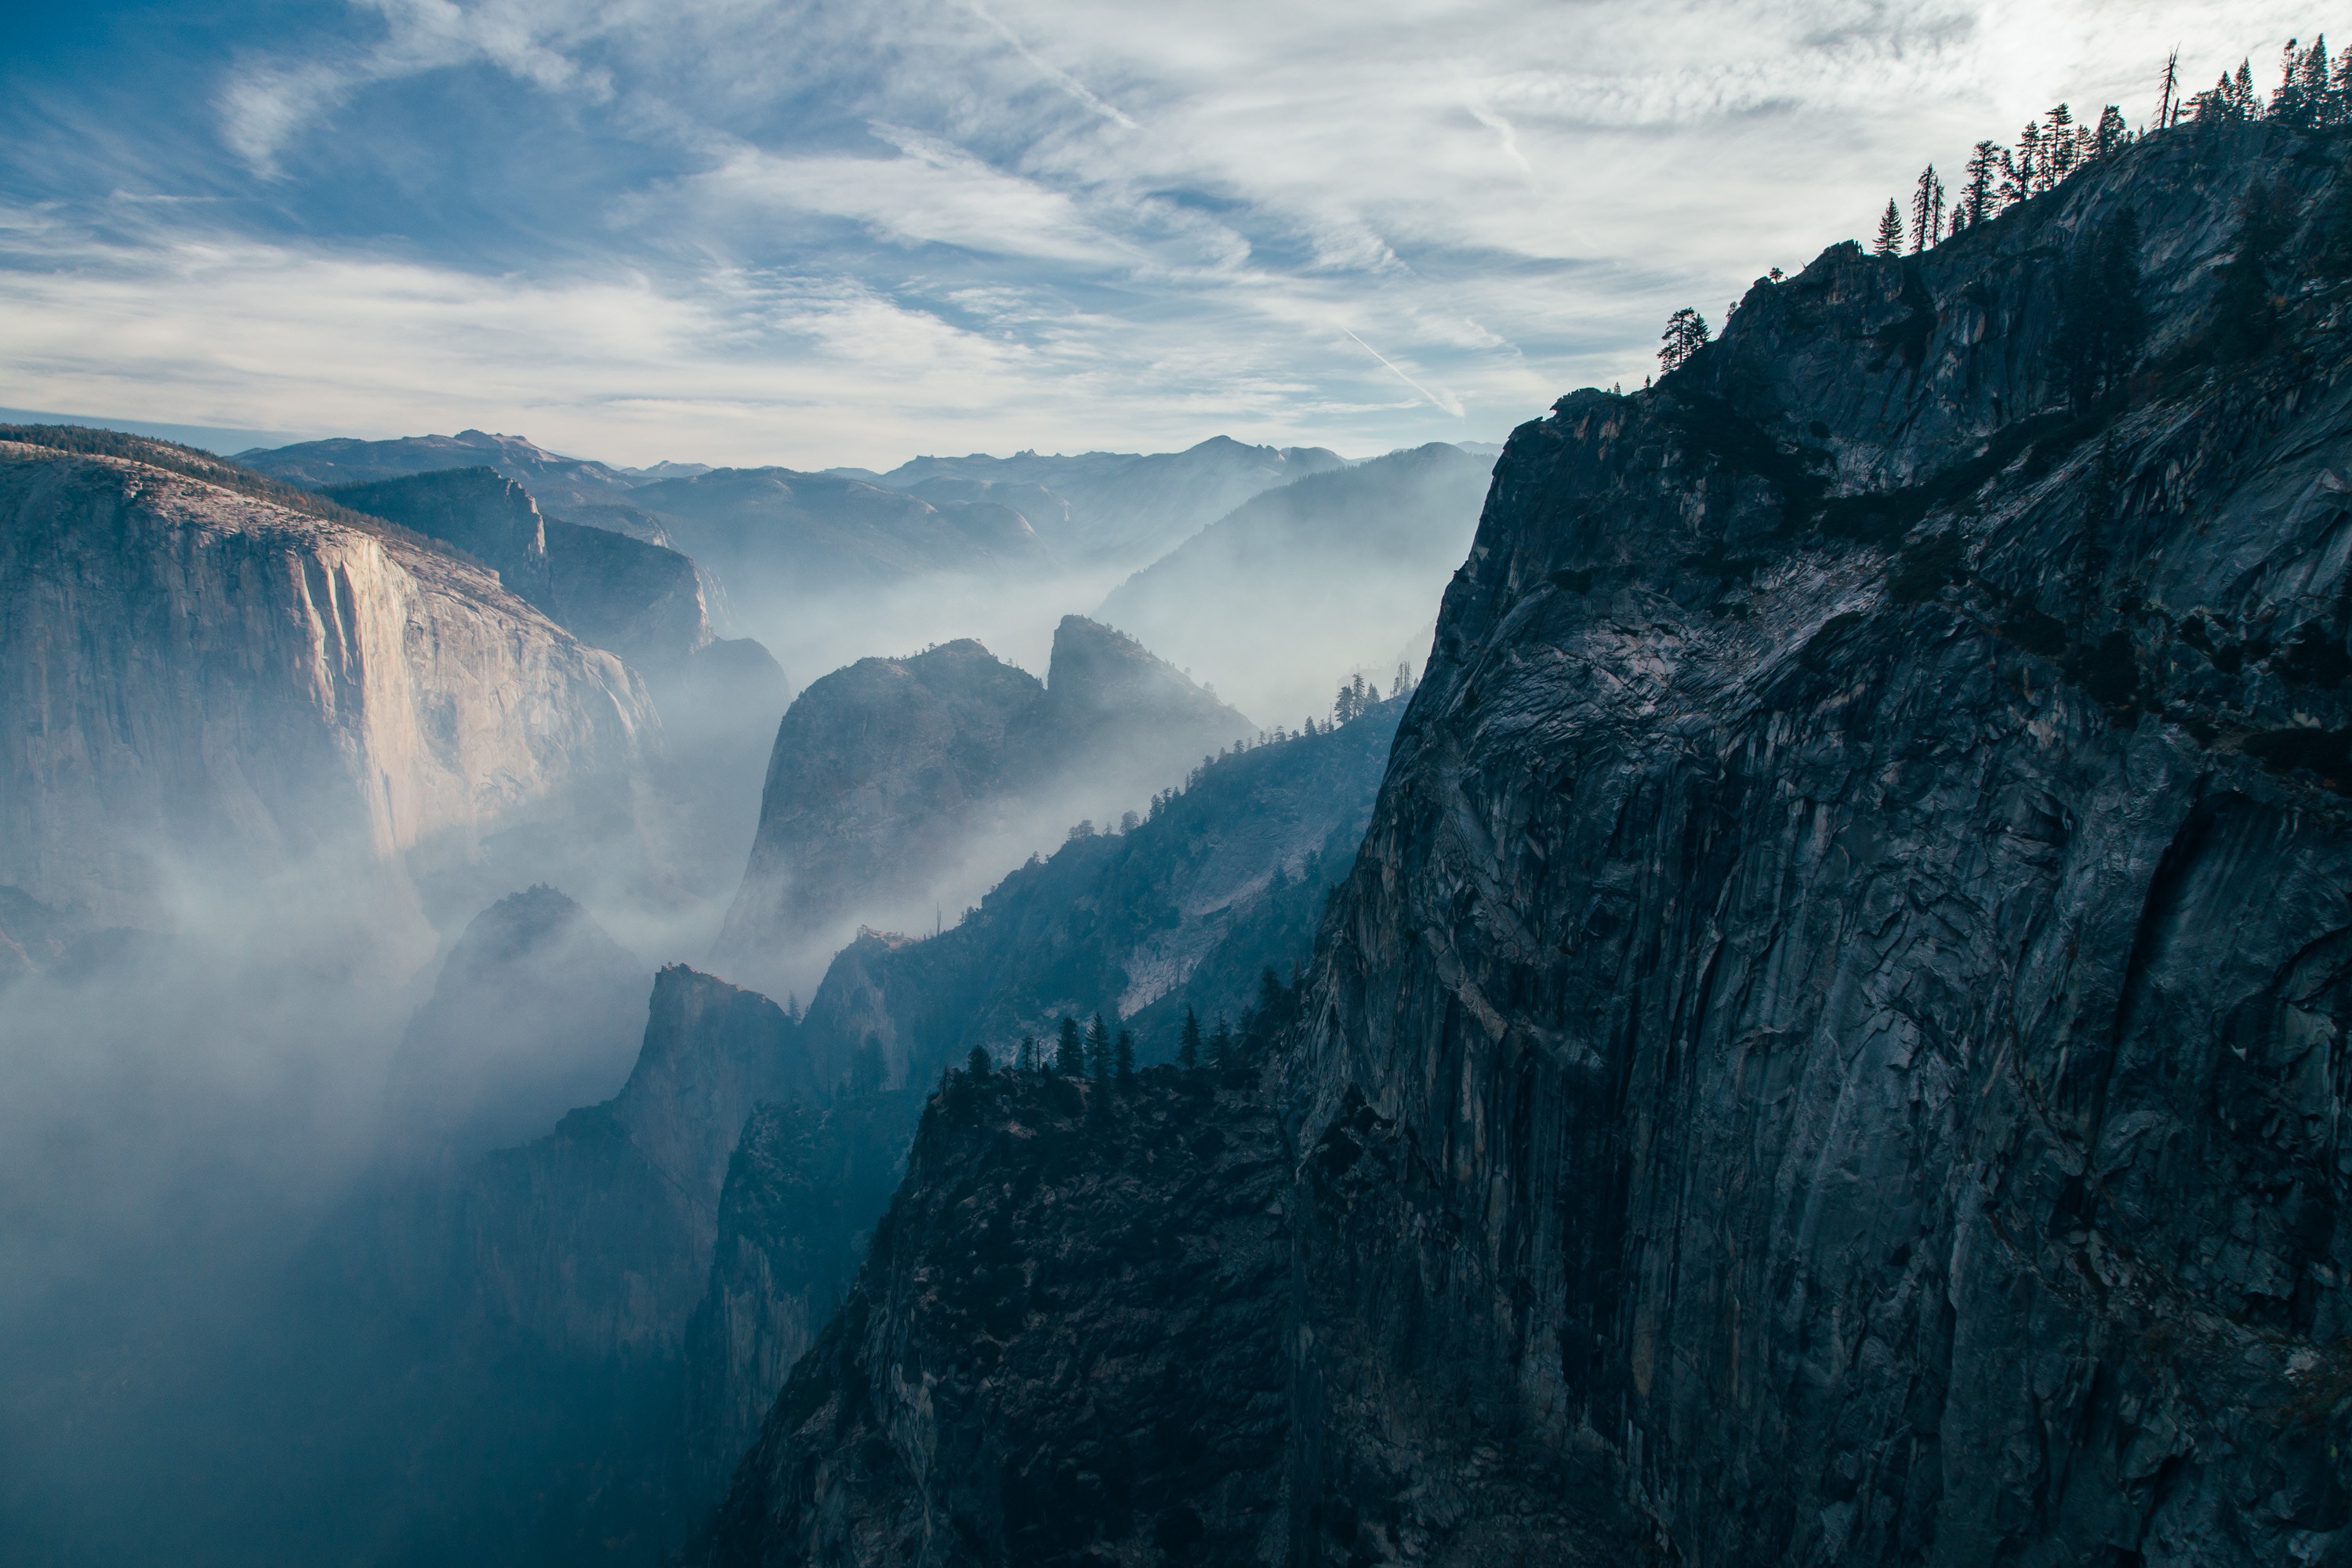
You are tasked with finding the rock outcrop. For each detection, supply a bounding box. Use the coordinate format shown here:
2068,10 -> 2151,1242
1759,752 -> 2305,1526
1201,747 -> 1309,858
260,964 -> 813,1566
0,433 -> 658,926
324,466 -> 717,675
681,1093 -> 919,1504
716,617 -> 1252,991
703,1070 -> 1298,1568
706,121 -> 2352,1568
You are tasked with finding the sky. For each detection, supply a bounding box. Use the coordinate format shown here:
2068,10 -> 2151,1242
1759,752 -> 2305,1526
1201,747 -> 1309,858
0,0 -> 2312,470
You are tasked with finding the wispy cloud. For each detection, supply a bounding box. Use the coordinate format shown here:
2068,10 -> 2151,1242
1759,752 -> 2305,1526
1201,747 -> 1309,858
0,0 -> 2321,464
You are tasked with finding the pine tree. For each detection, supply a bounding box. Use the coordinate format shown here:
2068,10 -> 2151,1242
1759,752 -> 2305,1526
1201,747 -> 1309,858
2015,119 -> 2044,196
1210,1016 -> 1235,1076
2045,104 -> 2077,184
1086,1013 -> 1112,1079
1178,1006 -> 1202,1069
2157,49 -> 2180,129
2273,39 -> 2309,125
1873,199 -> 1904,256
1962,141 -> 2000,226
1017,1033 -> 1037,1073
1910,165 -> 1944,253
2235,59 -> 2256,116
967,1044 -> 992,1078
1996,147 -> 2029,209
1115,1029 -> 1136,1081
1657,306 -> 1710,372
2090,104 -> 2128,160
1054,1015 -> 1083,1075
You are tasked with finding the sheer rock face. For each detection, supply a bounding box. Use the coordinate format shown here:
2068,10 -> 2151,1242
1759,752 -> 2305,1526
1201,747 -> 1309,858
0,442 -> 657,924
717,618 -> 1251,990
681,1094 -> 918,1505
327,964 -> 814,1359
702,1073 -> 1296,1568
325,466 -> 715,674
706,125 -> 2352,1568
1289,122 -> 2352,1566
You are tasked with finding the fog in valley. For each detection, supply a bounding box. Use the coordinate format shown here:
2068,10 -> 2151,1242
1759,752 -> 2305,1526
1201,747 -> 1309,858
8,2 -> 2308,1563
0,418 -> 1484,1564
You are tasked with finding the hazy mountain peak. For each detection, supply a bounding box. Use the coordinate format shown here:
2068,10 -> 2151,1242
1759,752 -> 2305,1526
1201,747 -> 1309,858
1045,613 -> 1249,732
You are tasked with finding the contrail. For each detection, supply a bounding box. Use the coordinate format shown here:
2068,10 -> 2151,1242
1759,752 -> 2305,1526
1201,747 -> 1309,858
1342,328 -> 1464,418
956,2 -> 1139,129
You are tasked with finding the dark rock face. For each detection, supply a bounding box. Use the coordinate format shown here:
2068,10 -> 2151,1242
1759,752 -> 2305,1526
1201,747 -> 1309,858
338,964 -> 813,1356
717,618 -> 1252,989
254,964 -> 815,1565
382,884 -> 646,1160
543,517 -> 711,673
702,1071 -> 1295,1568
710,125 -> 2352,1568
325,466 -> 554,599
681,1094 -> 920,1503
1096,441 -> 1494,723
1283,122 -> 2352,1565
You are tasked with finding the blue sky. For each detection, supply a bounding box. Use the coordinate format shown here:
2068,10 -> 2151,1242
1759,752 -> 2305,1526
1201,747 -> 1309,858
0,0 -> 2307,468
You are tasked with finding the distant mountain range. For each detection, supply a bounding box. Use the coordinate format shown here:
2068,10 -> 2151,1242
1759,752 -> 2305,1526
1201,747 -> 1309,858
1095,441 -> 1494,724
236,430 -> 1359,583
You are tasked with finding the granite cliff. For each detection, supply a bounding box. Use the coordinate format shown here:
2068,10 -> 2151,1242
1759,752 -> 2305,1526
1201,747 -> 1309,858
703,119 -> 2352,1567
716,616 -> 1252,991
320,465 -> 789,905
0,430 -> 659,927
258,963 -> 813,1566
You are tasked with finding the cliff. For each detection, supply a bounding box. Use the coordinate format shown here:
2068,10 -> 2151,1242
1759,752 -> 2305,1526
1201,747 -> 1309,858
260,964 -> 815,1565
681,1093 -> 920,1504
325,466 -> 716,674
708,120 -> 2352,1567
0,433 -> 659,926
703,1069 -> 1298,1568
716,618 -> 1252,990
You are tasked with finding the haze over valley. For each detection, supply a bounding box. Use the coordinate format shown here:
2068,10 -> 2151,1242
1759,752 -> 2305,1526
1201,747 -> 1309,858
6,5 -> 2350,1566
